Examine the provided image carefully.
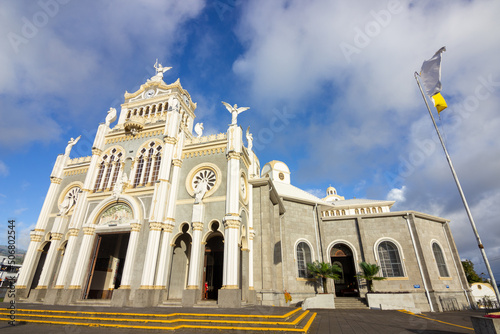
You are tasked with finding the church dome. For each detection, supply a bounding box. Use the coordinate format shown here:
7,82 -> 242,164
262,160 -> 290,184
323,185 -> 345,202
327,186 -> 337,196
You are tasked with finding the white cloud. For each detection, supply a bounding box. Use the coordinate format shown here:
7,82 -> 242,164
387,186 -> 406,203
305,188 -> 325,199
0,160 -> 8,176
0,0 -> 206,150
232,0 -> 500,275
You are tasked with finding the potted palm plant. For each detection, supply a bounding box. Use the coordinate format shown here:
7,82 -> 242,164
306,261 -> 342,294
355,262 -> 386,292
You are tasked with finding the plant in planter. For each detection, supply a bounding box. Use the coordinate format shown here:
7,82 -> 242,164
284,290 -> 292,304
306,261 -> 341,294
355,262 -> 386,292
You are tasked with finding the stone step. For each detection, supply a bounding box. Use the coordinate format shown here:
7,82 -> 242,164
335,297 -> 369,309
0,306 -> 318,333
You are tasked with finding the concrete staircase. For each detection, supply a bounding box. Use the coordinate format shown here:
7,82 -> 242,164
0,305 -> 318,333
335,297 -> 369,309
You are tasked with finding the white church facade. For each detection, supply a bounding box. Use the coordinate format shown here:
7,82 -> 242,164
15,65 -> 472,311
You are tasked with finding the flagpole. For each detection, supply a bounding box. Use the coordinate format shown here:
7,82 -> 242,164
414,72 -> 500,306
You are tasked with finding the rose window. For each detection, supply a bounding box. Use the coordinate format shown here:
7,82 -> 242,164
192,169 -> 216,192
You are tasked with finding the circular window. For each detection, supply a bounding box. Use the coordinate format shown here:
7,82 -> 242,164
279,172 -> 285,181
185,163 -> 222,199
192,169 -> 216,192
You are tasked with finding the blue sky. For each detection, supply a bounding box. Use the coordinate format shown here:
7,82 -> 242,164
1,0 -> 500,281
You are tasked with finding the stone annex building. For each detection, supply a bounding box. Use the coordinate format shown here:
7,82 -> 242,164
16,65 -> 472,311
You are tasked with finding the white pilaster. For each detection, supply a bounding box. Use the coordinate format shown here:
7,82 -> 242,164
54,228 -> 79,288
187,204 -> 205,289
140,222 -> 162,288
120,222 -> 141,288
15,232 -> 44,289
36,231 -> 64,288
222,124 -> 243,289
69,226 -> 96,289
248,183 -> 254,289
154,223 -> 175,288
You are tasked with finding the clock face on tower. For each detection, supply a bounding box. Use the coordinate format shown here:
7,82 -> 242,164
145,89 -> 155,99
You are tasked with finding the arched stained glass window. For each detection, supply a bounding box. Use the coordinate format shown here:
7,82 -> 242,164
297,242 -> 312,278
378,241 -> 404,277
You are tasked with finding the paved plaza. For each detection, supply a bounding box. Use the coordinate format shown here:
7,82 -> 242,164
1,302 -> 493,333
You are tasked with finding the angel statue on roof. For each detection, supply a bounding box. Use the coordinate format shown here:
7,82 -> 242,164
222,101 -> 250,126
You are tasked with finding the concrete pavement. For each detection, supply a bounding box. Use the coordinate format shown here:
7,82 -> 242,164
1,301 -> 495,333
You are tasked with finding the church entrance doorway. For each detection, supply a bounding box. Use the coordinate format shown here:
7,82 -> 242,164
203,233 -> 224,300
83,232 -> 129,300
331,243 -> 359,297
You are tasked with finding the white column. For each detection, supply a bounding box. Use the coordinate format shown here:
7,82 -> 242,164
248,230 -> 255,289
187,204 -> 204,289
247,181 -> 254,289
35,177 -> 64,231
223,218 -> 241,288
69,226 -> 96,289
222,124 -> 243,289
16,233 -> 44,289
154,223 -> 175,288
54,228 -> 79,288
120,223 -> 141,288
140,222 -> 163,288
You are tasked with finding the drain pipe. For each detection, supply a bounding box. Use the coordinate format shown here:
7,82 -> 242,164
404,213 -> 434,312
442,223 -> 472,307
312,203 -> 325,292
279,212 -> 286,295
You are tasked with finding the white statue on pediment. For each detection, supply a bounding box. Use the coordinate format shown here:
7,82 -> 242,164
194,178 -> 209,204
150,60 -> 171,82
168,95 -> 180,111
65,135 -> 81,157
194,123 -> 204,138
246,126 -> 253,151
113,173 -> 128,198
222,101 -> 250,126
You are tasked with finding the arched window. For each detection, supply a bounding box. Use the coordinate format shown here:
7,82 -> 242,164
432,242 -> 449,277
151,149 -> 162,182
110,152 -> 122,189
133,152 -> 145,188
378,241 -> 404,277
102,154 -> 114,188
93,149 -> 124,192
93,160 -> 105,192
296,241 -> 312,278
133,142 -> 162,187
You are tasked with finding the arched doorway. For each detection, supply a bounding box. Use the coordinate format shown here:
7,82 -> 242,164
203,224 -> 224,300
84,233 -> 130,299
167,224 -> 191,300
28,242 -> 50,296
330,243 -> 359,297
